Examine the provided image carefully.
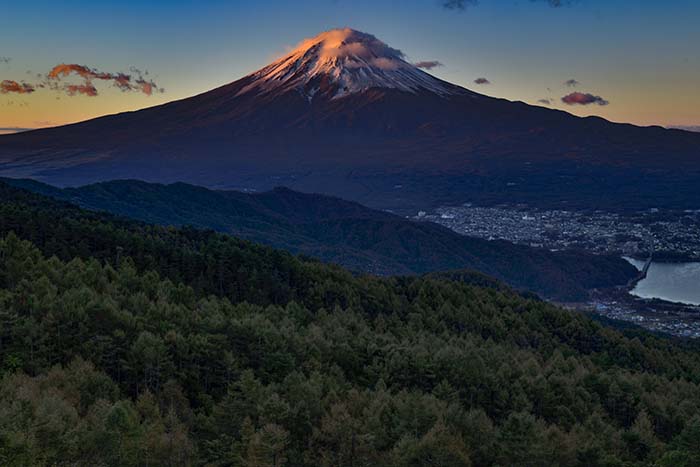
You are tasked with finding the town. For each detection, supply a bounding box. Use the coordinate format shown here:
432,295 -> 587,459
415,205 -> 700,338
415,205 -> 700,261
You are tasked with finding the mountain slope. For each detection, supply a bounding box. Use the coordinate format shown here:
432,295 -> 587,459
2,178 -> 637,300
1,28 -> 699,212
3,175 -> 700,465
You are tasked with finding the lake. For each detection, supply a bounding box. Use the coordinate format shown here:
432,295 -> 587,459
624,257 -> 700,306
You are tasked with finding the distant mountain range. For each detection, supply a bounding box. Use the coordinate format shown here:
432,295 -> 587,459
1,28 -> 699,213
0,128 -> 32,135
2,177 -> 636,301
669,125 -> 700,133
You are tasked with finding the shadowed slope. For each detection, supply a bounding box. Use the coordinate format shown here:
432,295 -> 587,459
3,178 -> 637,300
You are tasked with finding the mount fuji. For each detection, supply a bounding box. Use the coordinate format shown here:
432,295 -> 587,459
1,28 -> 699,212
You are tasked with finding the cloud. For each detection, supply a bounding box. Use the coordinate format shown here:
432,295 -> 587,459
564,79 -> 580,87
442,0 -> 474,8
474,77 -> 490,85
544,0 -> 571,6
48,64 -> 112,81
46,63 -> 162,97
538,98 -> 552,105
443,0 -> 571,9
371,57 -> 401,70
65,83 -> 98,97
414,60 -> 444,70
561,92 -> 609,106
305,29 -> 406,63
1,63 -> 161,98
1,80 -> 35,94
136,78 -> 154,95
0,57 -> 10,64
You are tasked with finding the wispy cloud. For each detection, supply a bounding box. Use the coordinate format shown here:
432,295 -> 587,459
561,92 -> 609,106
414,60 -> 443,70
545,0 -> 572,6
474,77 -> 491,85
46,63 -> 162,97
443,0 -> 572,10
1,63 -> 163,99
564,79 -> 580,87
538,98 -> 552,105
442,0 -> 474,8
1,80 -> 35,94
0,57 -> 10,64
65,83 -> 98,97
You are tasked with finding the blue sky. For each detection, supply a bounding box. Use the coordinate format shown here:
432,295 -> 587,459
2,0 -> 699,129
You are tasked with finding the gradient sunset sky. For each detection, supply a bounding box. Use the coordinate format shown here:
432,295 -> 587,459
1,0 -> 699,132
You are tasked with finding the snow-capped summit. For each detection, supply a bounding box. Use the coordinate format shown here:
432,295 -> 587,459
237,28 -> 462,100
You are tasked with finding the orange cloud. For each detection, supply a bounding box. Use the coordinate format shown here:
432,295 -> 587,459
47,63 -> 161,97
135,78 -> 157,96
1,80 -> 35,94
114,73 -> 132,91
49,64 -> 110,81
562,92 -> 609,106
65,83 -> 98,97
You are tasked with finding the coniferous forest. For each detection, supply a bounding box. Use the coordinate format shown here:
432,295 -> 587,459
2,181 -> 700,466
0,177 -> 637,302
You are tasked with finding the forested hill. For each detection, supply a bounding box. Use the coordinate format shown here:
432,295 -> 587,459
1,178 -> 637,301
2,180 -> 700,465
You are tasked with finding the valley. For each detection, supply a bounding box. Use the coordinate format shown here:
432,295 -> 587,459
0,178 -> 638,302
417,204 -> 700,337
3,179 -> 700,465
9,175 -> 699,337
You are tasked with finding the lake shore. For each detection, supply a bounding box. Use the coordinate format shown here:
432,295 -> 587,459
580,287 -> 700,338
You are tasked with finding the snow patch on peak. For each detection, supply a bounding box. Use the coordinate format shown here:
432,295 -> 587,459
237,28 -> 463,100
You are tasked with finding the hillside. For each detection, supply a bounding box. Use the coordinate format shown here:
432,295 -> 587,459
2,178 -> 637,301
2,180 -> 700,465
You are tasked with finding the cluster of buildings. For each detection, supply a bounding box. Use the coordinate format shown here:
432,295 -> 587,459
414,205 -> 700,338
416,205 -> 700,260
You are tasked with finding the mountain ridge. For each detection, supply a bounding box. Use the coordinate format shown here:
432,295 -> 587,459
1,177 -> 638,301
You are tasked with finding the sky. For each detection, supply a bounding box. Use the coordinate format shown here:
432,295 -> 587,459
1,0 -> 699,132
